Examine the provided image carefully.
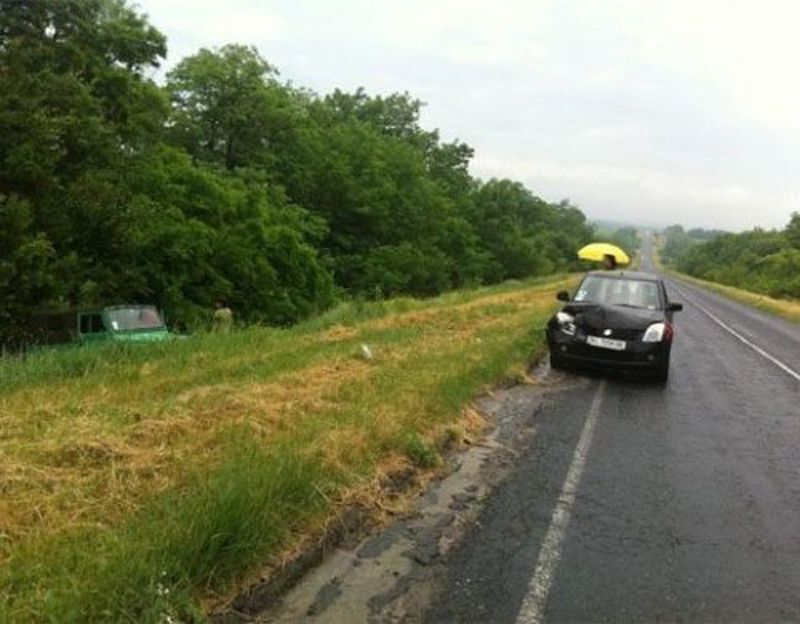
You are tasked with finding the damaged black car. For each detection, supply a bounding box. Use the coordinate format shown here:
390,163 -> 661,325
546,271 -> 683,382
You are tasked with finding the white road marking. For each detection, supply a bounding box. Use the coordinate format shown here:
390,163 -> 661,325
670,283 -> 800,383
515,380 -> 607,624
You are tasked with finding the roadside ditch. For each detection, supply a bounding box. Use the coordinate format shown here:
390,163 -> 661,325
211,360 -> 585,623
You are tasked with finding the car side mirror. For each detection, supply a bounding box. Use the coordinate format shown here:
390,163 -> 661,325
556,290 -> 570,302
667,302 -> 683,312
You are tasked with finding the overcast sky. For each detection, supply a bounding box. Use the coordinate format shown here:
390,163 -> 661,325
136,0 -> 800,232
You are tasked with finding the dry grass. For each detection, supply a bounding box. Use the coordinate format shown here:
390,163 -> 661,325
0,359 -> 377,548
0,274 -> 576,622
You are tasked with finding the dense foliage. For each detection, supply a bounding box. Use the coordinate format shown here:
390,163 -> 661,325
0,0 -> 593,345
662,216 -> 800,298
593,225 -> 639,259
659,225 -> 726,265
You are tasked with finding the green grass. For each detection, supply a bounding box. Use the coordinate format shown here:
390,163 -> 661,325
403,433 -> 441,469
671,271 -> 800,324
3,438 -> 337,623
0,274 -> 576,622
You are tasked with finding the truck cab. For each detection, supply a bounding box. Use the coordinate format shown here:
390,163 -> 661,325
23,305 -> 171,350
77,305 -> 170,344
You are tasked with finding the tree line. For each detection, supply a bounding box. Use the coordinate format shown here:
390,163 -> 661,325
661,215 -> 800,299
594,225 -> 639,259
0,0 -> 594,344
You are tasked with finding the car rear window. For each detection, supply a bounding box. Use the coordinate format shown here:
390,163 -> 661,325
574,276 -> 662,310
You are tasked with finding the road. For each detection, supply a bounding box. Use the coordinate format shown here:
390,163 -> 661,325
426,237 -> 800,623
250,237 -> 800,624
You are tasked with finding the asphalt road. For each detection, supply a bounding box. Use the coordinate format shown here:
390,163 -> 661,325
426,240 -> 800,623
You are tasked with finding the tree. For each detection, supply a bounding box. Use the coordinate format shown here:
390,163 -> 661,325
0,0 -> 167,196
166,44 -> 299,172
786,212 -> 800,249
0,1 -> 597,345
320,89 -> 433,146
466,180 -> 589,280
0,0 -> 169,343
665,219 -> 800,299
122,147 -> 336,326
609,227 -> 638,257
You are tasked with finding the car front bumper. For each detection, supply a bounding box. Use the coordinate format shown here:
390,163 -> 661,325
546,328 -> 671,371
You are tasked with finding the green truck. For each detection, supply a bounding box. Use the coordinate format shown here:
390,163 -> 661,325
26,304 -> 172,348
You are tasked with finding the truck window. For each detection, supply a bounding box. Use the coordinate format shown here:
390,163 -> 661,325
80,313 -> 105,334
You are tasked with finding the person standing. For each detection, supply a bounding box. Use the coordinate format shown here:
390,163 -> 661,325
213,300 -> 233,332
602,254 -> 618,270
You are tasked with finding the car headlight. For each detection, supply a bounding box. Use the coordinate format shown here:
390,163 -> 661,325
556,311 -> 576,336
642,322 -> 666,343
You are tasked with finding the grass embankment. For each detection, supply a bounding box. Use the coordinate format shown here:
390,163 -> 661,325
654,248 -> 800,324
0,274 -> 576,622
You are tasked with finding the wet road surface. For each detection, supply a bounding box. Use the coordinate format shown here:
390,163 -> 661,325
427,245 -> 800,623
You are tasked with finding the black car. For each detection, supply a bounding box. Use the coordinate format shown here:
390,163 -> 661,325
546,271 -> 683,382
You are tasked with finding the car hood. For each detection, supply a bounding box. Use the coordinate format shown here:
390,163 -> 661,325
562,303 -> 664,332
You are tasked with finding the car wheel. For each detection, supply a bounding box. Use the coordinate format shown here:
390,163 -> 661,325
651,361 -> 669,383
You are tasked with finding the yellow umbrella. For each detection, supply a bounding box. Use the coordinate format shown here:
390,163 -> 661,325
577,242 -> 630,266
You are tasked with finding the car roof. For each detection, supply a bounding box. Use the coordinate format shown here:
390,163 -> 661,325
585,270 -> 661,282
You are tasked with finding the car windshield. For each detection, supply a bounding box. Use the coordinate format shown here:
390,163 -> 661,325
574,276 -> 662,310
106,306 -> 165,331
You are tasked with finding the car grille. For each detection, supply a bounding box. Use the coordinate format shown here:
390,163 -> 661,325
583,327 -> 643,340
569,343 -> 653,362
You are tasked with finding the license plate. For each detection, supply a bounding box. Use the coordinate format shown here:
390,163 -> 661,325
586,335 -> 626,351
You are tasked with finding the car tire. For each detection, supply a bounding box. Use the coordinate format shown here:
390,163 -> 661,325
651,362 -> 669,383
550,352 -> 565,371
